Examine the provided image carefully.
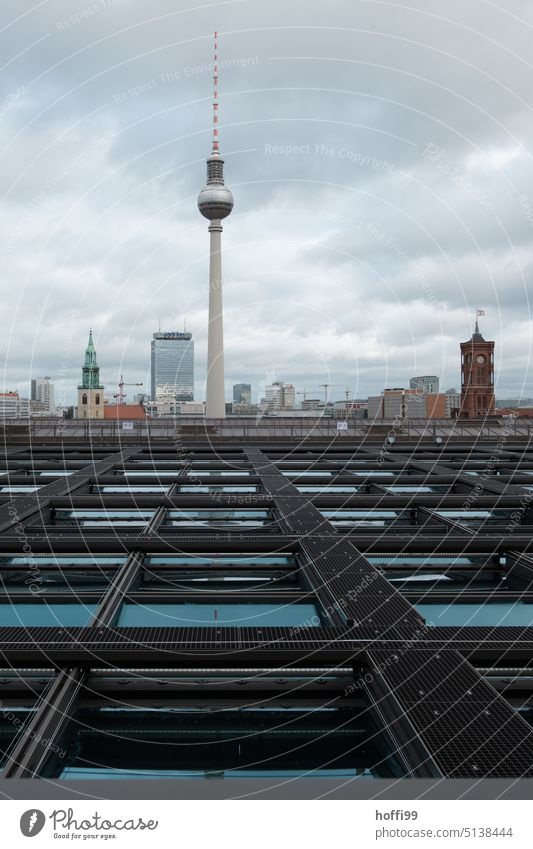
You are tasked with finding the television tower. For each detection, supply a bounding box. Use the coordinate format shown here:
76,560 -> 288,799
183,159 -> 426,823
197,31 -> 234,418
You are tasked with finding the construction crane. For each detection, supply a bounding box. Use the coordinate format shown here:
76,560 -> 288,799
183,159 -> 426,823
295,387 -> 308,402
113,375 -> 143,405
318,383 -> 345,403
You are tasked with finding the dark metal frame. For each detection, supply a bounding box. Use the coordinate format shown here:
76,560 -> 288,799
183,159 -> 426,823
0,437 -> 532,779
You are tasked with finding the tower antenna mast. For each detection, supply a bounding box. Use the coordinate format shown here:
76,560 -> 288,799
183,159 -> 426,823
212,30 -> 219,155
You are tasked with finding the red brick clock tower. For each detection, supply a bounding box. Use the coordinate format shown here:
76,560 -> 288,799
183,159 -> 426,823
460,318 -> 495,418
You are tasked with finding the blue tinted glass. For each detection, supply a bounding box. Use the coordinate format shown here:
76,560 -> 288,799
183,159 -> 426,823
416,602 -> 533,627
52,705 -> 404,779
323,510 -> 397,518
166,510 -> 270,528
57,510 -> 154,527
60,767 -> 375,779
297,485 -> 359,493
179,485 -> 257,493
389,574 -> 453,583
118,602 -> 319,628
66,511 -> 154,518
0,486 -> 41,493
147,556 -> 294,565
353,471 -> 394,477
186,471 -> 249,477
282,471 -> 332,477
168,510 -> 268,519
100,486 -> 168,493
322,510 -> 401,526
120,471 -> 177,478
385,486 -> 446,493
436,510 -> 493,518
0,603 -> 98,627
2,556 -> 125,565
368,556 -> 478,566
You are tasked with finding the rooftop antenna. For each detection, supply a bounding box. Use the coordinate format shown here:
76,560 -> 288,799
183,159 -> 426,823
158,317 -> 161,332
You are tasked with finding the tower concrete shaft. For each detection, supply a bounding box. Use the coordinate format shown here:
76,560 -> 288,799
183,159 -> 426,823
206,220 -> 225,417
197,31 -> 233,418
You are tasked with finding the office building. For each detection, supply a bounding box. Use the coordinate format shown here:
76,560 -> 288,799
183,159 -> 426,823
30,377 -> 55,413
369,388 -> 446,420
0,391 -> 30,419
144,396 -> 179,418
445,388 -> 462,418
233,383 -> 252,405
150,331 -> 194,402
0,431 -> 532,785
265,381 -> 295,411
334,399 -> 368,419
410,375 -> 440,394
301,398 -> 322,410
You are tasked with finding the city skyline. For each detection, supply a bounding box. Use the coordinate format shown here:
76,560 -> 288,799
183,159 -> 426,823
5,316 -> 527,410
2,1 -> 533,405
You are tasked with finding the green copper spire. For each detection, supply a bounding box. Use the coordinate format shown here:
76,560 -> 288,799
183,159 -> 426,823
79,329 -> 103,389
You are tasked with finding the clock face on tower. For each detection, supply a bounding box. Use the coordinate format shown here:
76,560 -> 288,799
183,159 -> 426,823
476,354 -> 486,364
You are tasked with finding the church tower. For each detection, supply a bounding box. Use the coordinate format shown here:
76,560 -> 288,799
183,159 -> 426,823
460,316 -> 495,418
76,330 -> 104,419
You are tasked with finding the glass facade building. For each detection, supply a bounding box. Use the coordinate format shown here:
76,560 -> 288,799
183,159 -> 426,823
150,331 -> 194,401
233,383 -> 252,405
0,432 -> 533,788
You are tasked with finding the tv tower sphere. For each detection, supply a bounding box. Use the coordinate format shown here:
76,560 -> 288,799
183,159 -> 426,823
197,159 -> 234,220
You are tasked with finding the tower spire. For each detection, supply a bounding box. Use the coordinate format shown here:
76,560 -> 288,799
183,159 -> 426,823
76,329 -> 104,419
473,308 -> 486,341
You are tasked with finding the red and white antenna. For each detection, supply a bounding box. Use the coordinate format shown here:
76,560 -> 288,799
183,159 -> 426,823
212,30 -> 219,154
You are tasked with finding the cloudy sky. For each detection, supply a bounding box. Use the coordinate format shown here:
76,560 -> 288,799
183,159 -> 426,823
1,0 -> 533,405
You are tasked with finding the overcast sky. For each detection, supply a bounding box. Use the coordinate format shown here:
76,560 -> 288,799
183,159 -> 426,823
1,0 -> 533,404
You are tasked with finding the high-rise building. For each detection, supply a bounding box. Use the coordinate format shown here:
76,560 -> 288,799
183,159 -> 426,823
369,388 -> 446,420
30,376 -> 54,413
460,318 -> 495,418
410,375 -> 439,394
265,381 -> 296,411
233,383 -> 252,405
76,330 -> 104,419
197,32 -> 234,418
0,391 -> 30,418
283,383 -> 296,410
445,388 -> 461,418
150,332 -> 194,402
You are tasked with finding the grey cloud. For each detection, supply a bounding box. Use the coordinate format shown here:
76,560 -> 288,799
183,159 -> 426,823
1,0 -> 533,403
